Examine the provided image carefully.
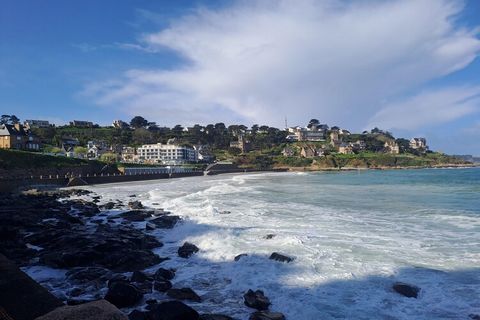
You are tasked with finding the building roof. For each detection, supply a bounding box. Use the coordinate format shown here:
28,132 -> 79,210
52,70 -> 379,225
0,124 -> 26,136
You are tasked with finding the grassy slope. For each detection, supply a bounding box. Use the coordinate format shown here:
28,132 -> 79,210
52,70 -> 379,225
0,149 -> 96,169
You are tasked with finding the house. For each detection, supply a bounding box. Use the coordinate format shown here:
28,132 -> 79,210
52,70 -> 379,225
316,148 -> 326,156
195,146 -> 215,163
352,140 -> 366,152
112,120 -> 129,129
338,143 -> 354,154
86,140 -> 109,159
329,130 -> 341,147
286,124 -> 327,142
229,135 -> 251,153
137,143 -> 197,164
24,120 -> 50,129
410,138 -> 428,151
300,146 -> 316,158
70,120 -> 94,127
61,137 -> 80,153
0,123 -> 41,150
282,147 -> 295,157
121,147 -> 137,163
384,140 -> 400,154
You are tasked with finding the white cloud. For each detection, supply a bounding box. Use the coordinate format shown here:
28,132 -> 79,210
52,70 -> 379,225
87,0 -> 480,128
367,86 -> 480,131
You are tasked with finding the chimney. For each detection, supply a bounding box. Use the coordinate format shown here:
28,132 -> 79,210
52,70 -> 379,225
14,123 -> 22,131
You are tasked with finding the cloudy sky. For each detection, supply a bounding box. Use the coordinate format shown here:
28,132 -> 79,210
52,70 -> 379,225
1,0 -> 480,154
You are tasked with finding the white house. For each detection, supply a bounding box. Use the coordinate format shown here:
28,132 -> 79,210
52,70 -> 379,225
137,143 -> 197,164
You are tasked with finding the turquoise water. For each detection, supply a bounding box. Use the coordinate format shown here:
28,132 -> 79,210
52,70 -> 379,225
84,168 -> 480,319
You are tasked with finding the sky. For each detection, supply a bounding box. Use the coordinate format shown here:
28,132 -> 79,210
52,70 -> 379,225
1,0 -> 480,155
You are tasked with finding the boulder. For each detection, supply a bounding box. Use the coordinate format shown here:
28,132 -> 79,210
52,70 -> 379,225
244,290 -> 271,311
120,210 -> 152,222
234,254 -> 248,262
128,201 -> 144,210
154,268 -> 175,281
392,282 -> 420,298
66,267 -> 112,284
154,279 -> 172,292
105,281 -> 143,308
131,270 -> 151,283
128,310 -> 147,320
166,288 -> 202,302
178,242 -> 200,258
149,216 -> 181,229
264,234 -> 276,240
249,311 -> 286,320
147,301 -> 199,320
35,300 -> 127,320
269,253 -> 293,263
102,202 -> 116,210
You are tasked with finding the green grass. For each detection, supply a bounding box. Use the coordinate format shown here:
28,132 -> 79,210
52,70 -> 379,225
0,149 -> 99,169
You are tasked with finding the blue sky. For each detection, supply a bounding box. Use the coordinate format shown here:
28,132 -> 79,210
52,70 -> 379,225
1,0 -> 479,154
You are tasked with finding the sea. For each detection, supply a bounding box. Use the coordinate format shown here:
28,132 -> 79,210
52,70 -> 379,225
28,168 -> 480,319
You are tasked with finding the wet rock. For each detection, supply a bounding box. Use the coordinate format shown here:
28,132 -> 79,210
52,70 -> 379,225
105,281 -> 143,308
234,254 -> 248,262
154,268 -> 175,281
129,310 -> 147,320
148,301 -> 199,320
393,282 -> 420,298
36,300 -> 128,320
264,234 -> 276,240
200,315 -> 234,320
148,215 -> 181,229
131,270 -> 152,283
102,202 -> 116,210
244,290 -> 271,311
178,242 -> 200,258
166,288 -> 202,302
154,279 -> 172,292
128,201 -> 144,210
120,210 -> 153,222
269,252 -> 293,263
249,311 -> 286,320
66,267 -> 112,284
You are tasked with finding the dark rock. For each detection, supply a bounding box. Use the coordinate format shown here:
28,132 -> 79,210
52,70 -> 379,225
131,270 -> 152,283
128,201 -> 144,209
234,254 -> 248,262
469,314 -> 480,320
146,299 -> 158,305
147,300 -> 199,320
393,282 -> 420,298
66,267 -> 112,284
149,215 -> 181,229
178,242 -> 200,258
120,210 -> 153,222
244,289 -> 271,311
154,268 -> 175,281
249,311 -> 286,320
264,234 -> 276,240
129,310 -> 148,320
166,288 -> 202,302
105,281 -> 143,308
269,252 -> 293,263
102,202 -> 116,210
154,279 -> 172,292
66,298 -> 96,306
200,315 -> 234,320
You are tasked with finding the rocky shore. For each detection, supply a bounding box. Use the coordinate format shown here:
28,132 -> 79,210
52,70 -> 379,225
0,189 -> 293,320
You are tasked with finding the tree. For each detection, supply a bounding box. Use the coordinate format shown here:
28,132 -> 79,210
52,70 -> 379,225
74,146 -> 87,155
0,114 -> 20,125
100,152 -> 118,163
130,116 -> 148,129
307,119 -> 319,128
